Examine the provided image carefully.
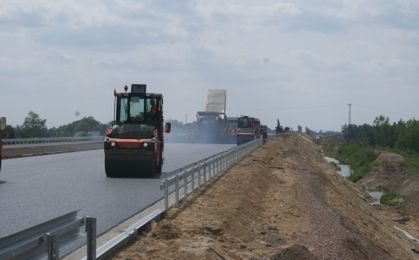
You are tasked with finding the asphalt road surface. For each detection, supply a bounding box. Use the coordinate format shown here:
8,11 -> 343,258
0,143 -> 235,239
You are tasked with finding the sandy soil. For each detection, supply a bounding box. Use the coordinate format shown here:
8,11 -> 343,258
112,134 -> 418,259
358,152 -> 419,236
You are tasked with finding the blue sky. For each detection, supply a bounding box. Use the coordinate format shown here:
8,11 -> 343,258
1,0 -> 418,130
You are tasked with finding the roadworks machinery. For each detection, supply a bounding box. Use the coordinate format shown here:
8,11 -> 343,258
104,84 -> 171,178
236,116 -> 261,145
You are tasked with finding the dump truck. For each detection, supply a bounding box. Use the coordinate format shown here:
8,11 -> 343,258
104,84 -> 171,178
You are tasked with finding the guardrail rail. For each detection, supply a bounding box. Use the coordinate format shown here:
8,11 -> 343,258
2,136 -> 104,146
161,137 -> 263,210
0,211 -> 96,260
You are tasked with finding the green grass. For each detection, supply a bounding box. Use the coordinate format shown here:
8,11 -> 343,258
323,139 -> 418,182
398,151 -> 419,174
322,139 -> 343,158
336,142 -> 378,182
380,193 -> 400,206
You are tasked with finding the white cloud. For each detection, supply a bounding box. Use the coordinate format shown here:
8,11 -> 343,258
0,0 -> 418,130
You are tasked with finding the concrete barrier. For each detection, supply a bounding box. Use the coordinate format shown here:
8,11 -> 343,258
3,142 -> 103,159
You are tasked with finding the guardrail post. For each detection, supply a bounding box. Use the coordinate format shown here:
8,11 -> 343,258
191,169 -> 195,191
213,160 -> 216,176
175,175 -> 180,208
164,179 -> 169,211
198,167 -> 201,188
46,233 -> 59,260
184,172 -> 188,199
208,163 -> 211,180
221,157 -> 224,171
213,160 -> 216,175
86,217 -> 97,260
203,164 -> 207,183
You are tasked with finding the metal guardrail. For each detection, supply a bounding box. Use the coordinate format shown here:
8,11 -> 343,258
0,211 -> 96,260
2,136 -> 104,146
80,138 -> 263,259
1,138 -> 264,260
87,209 -> 163,260
161,138 -> 263,211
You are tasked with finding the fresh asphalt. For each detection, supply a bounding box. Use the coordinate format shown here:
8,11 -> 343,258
0,143 -> 235,239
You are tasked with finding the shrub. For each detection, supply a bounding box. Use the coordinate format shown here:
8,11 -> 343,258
380,193 -> 400,206
336,142 -> 378,182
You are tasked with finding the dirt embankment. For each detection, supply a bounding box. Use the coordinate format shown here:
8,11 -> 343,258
358,152 -> 419,238
113,134 -> 417,259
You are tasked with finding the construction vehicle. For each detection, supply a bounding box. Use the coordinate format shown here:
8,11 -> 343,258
104,84 -> 171,178
275,119 -> 283,134
261,125 -> 268,144
196,111 -> 226,143
252,118 -> 262,138
196,89 -> 229,143
236,116 -> 262,145
225,117 -> 238,144
0,117 -> 6,172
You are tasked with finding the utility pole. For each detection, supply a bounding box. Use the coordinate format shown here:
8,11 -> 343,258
348,104 -> 352,126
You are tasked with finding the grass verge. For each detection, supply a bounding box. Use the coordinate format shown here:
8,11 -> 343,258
380,193 -> 401,206
336,142 -> 378,182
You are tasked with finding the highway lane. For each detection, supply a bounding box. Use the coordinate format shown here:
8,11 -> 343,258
0,143 -> 235,238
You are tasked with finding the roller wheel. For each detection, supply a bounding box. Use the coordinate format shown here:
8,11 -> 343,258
150,154 -> 162,178
105,159 -> 117,178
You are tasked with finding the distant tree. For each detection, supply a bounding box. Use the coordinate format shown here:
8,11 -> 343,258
342,124 -> 367,141
54,116 -> 108,137
47,127 -> 57,137
341,115 -> 419,154
397,119 -> 419,153
19,111 -> 48,138
373,115 -> 397,147
0,125 -> 15,139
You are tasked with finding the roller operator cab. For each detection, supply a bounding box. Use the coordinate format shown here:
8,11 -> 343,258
104,84 -> 171,178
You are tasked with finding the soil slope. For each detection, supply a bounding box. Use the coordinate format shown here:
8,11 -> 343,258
113,134 -> 417,259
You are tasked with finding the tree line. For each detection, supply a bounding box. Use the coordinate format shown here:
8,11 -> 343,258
342,115 -> 419,153
0,111 -> 109,139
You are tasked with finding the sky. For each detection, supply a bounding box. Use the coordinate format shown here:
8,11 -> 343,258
0,0 -> 418,131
